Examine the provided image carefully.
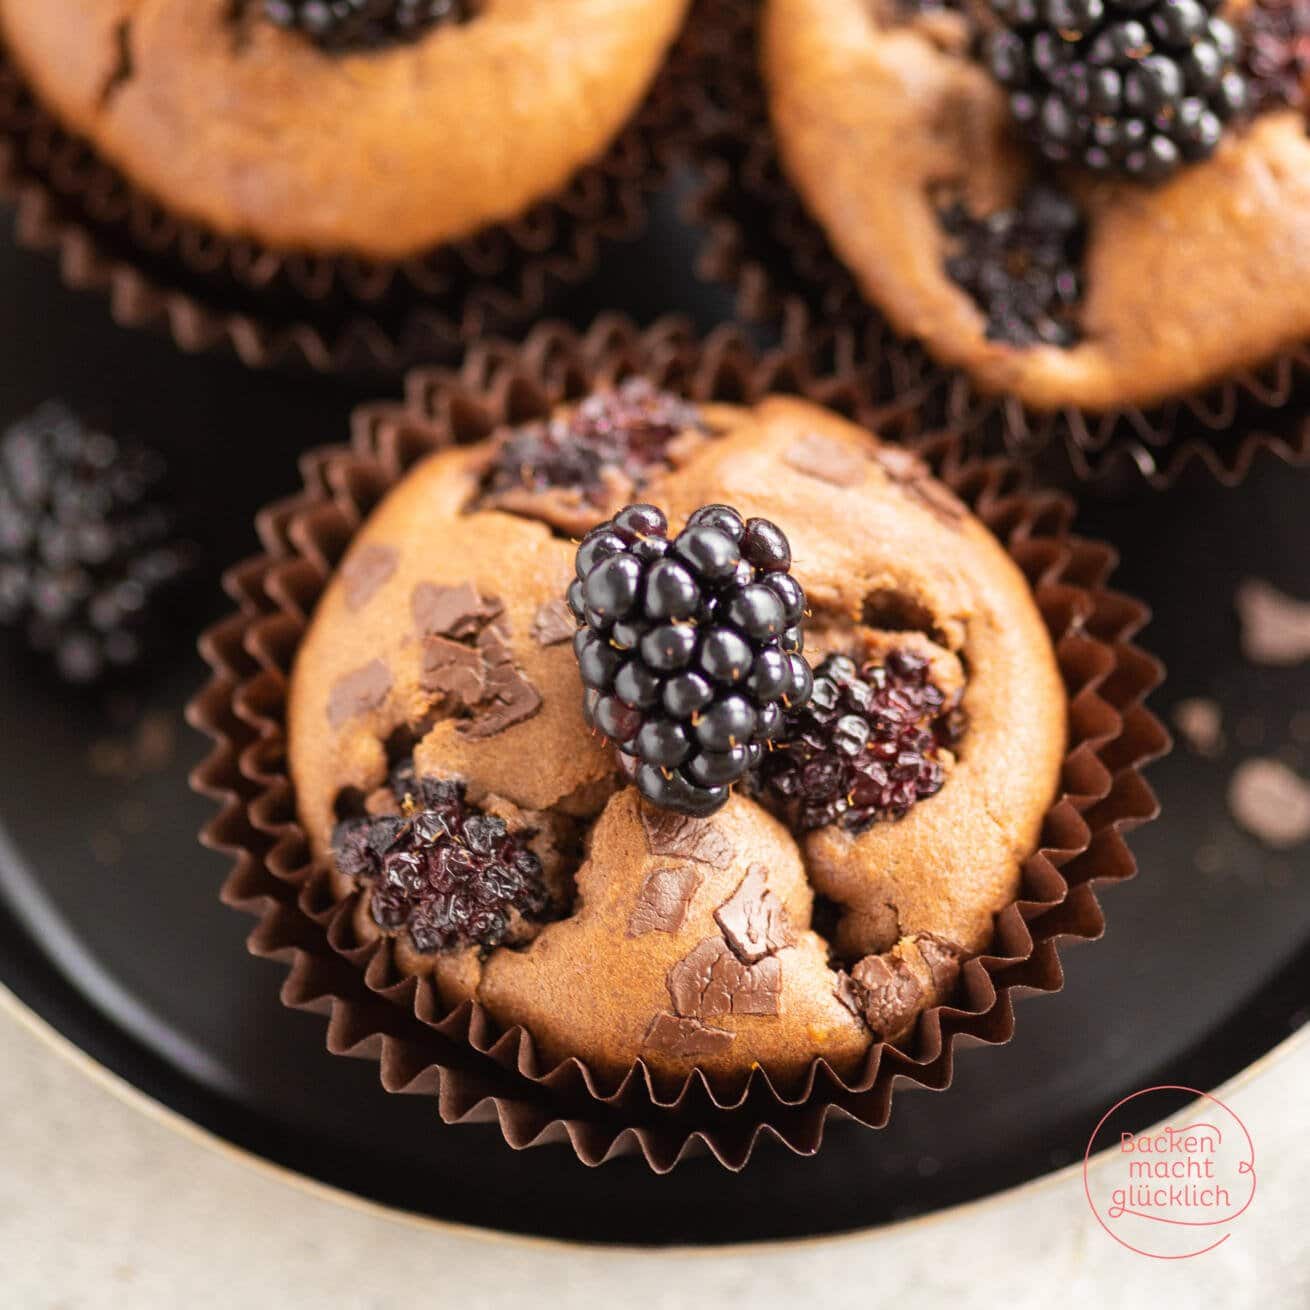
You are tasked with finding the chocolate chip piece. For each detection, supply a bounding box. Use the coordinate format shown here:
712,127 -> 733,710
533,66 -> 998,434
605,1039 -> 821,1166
642,1012 -> 735,1058
340,543 -> 398,612
874,448 -> 965,525
782,434 -> 867,488
411,581 -> 502,640
915,934 -> 963,998
458,663 -> 542,740
639,806 -> 734,868
667,936 -> 781,1019
1228,757 -> 1310,849
627,866 -> 703,937
714,864 -> 794,964
420,636 -> 487,704
1235,579 -> 1310,666
326,659 -> 392,729
839,953 -> 924,1038
531,598 -> 577,646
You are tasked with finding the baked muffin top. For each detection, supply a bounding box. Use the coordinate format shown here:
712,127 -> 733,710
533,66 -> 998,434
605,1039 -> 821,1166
286,386 -> 1067,1089
0,0 -> 689,258
763,0 -> 1310,412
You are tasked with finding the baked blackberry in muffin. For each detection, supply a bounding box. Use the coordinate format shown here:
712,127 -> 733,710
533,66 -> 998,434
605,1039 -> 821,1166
763,0 -> 1310,411
287,381 -> 1067,1087
0,0 -> 689,259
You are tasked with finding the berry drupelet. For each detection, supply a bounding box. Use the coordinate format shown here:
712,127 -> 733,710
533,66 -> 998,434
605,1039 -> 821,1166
0,402 -> 193,685
263,0 -> 475,51
986,0 -> 1249,183
569,503 -> 814,818
757,649 -> 961,833
332,764 -> 552,953
940,183 -> 1086,347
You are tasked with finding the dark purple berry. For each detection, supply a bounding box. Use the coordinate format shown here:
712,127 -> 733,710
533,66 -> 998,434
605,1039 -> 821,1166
0,402 -> 194,685
265,2 -> 479,54
329,767 -> 553,955
570,502 -> 813,816
756,651 -> 961,834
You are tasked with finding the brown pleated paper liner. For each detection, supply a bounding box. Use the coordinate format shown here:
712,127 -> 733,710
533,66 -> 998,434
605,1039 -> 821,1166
681,0 -> 1310,489
0,22 -> 706,375
188,315 -> 1168,1171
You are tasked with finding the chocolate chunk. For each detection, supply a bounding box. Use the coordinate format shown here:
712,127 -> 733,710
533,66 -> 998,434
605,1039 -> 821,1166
531,598 -> 577,646
411,581 -> 502,640
1172,697 -> 1225,758
627,866 -> 703,937
420,636 -> 487,703
476,621 -> 514,669
714,864 -> 794,964
457,663 -> 542,740
667,936 -> 781,1019
641,1012 -> 734,1059
783,433 -> 867,488
841,953 -> 925,1038
1235,579 -> 1310,666
834,972 -> 865,1020
874,447 -> 965,525
326,659 -> 391,729
1228,757 -> 1310,849
639,806 -> 733,869
340,543 -> 398,612
914,934 -> 963,998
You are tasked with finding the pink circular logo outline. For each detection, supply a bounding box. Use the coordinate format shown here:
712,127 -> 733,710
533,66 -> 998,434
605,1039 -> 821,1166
1083,1084 -> 1257,1260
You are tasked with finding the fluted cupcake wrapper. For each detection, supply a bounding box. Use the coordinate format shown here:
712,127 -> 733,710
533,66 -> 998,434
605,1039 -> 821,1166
681,0 -> 1310,490
188,315 -> 1168,1171
0,27 -> 706,375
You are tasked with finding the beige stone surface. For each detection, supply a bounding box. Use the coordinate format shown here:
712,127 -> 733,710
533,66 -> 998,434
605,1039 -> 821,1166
0,1001 -> 1306,1308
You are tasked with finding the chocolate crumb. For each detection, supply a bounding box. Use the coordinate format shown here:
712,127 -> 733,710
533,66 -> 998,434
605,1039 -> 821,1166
627,866 -> 703,937
642,1012 -> 735,1058
327,659 -> 391,729
1172,698 -> 1225,758
1228,757 -> 1310,849
782,433 -> 867,488
1235,579 -> 1310,666
667,936 -> 781,1019
341,543 -> 398,612
714,864 -> 794,964
531,598 -> 577,646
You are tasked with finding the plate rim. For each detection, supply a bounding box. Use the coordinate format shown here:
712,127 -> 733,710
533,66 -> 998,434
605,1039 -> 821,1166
3,977 -> 1307,1254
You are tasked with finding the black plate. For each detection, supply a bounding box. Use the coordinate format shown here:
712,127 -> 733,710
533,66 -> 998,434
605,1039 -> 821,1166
0,196 -> 1308,1248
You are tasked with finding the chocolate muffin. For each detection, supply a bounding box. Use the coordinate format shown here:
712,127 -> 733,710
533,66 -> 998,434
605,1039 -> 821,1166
0,0 -> 689,259
762,0 -> 1310,412
287,383 -> 1067,1087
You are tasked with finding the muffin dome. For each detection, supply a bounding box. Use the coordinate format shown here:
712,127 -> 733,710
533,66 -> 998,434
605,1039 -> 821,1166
0,0 -> 689,258
287,387 -> 1067,1086
762,0 -> 1310,412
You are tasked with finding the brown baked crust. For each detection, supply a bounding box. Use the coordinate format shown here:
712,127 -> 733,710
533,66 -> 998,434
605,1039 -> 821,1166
0,0 -> 689,259
762,0 -> 1310,413
287,393 -> 1067,1082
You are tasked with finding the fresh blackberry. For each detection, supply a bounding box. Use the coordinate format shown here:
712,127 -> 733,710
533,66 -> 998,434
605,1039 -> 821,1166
480,379 -> 703,510
1240,0 -> 1310,112
940,184 -> 1086,347
986,0 -> 1248,182
756,649 -> 961,834
263,0 -> 475,50
569,502 -> 813,818
332,764 -> 552,953
0,402 -> 194,685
